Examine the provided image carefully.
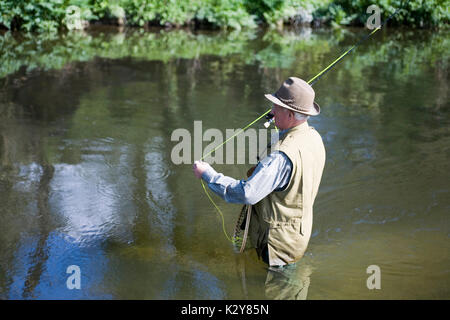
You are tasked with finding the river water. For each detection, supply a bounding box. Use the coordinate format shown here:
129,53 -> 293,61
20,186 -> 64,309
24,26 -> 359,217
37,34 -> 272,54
0,26 -> 448,299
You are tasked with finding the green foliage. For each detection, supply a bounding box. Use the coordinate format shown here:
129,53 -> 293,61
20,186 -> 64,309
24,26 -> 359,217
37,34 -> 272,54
0,0 -> 447,32
198,0 -> 258,30
0,0 -> 259,31
0,0 -> 66,32
122,0 -> 257,29
245,0 -> 329,27
318,0 -> 450,27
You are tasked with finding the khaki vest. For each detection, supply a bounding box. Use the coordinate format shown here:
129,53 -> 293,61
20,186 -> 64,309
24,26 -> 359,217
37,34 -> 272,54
249,121 -> 326,266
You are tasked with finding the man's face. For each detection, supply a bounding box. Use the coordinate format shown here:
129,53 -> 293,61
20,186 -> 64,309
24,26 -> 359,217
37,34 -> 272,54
271,104 -> 291,130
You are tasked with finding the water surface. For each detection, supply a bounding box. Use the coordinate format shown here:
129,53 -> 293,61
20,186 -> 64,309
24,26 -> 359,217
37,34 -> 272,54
0,26 -> 448,299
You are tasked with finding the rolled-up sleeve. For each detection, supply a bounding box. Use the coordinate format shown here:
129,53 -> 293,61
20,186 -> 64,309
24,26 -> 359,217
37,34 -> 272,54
201,151 -> 292,205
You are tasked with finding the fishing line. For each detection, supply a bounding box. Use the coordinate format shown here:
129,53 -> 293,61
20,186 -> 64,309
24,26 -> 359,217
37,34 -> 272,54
199,1 -> 408,246
199,110 -> 272,162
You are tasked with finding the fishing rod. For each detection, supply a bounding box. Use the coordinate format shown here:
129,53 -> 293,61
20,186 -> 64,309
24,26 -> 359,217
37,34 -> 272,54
199,1 -> 408,247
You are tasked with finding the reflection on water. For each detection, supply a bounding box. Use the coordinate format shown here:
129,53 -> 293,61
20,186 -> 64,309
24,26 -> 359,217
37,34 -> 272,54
0,27 -> 449,299
265,264 -> 312,300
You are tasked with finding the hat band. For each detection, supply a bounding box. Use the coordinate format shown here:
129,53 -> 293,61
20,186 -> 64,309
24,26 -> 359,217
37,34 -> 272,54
275,93 -> 311,112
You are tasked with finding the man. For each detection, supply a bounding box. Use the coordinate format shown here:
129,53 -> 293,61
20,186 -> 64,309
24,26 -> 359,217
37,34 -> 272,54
193,77 -> 326,267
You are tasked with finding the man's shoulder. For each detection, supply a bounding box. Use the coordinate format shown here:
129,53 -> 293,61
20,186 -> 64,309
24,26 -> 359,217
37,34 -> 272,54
284,125 -> 324,145
277,126 -> 325,162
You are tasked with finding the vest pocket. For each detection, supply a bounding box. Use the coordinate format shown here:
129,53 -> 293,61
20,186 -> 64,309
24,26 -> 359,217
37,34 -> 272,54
283,197 -> 303,208
267,218 -> 304,264
269,218 -> 302,230
268,219 -> 303,245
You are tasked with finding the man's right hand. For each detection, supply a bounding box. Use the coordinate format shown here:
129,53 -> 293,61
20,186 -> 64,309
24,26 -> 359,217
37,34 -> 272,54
193,160 -> 210,179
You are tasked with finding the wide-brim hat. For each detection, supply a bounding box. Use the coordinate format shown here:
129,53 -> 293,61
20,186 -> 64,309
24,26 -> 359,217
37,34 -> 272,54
264,77 -> 320,116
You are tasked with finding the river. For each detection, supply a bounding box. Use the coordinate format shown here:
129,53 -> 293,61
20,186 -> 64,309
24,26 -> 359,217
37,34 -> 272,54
0,26 -> 448,299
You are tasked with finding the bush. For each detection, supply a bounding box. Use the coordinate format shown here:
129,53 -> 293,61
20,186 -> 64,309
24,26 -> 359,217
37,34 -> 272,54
317,0 -> 450,28
123,0 -> 257,29
0,0 -> 447,32
0,0 -> 66,32
0,0 -> 259,31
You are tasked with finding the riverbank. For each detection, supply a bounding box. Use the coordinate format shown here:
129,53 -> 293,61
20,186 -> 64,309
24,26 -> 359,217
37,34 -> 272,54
0,0 -> 448,33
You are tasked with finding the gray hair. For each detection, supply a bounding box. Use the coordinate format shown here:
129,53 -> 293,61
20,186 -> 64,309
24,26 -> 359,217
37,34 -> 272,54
294,112 -> 309,121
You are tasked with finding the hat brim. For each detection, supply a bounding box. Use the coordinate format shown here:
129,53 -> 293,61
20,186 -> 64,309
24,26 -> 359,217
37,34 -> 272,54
264,93 -> 320,116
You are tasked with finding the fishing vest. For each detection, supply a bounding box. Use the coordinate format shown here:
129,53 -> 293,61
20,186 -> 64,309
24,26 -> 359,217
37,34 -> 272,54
249,121 -> 326,266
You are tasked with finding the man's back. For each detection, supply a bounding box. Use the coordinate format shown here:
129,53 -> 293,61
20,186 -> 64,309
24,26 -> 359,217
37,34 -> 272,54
251,122 -> 325,266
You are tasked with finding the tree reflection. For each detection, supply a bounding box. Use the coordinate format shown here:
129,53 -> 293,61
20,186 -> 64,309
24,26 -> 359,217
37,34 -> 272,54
22,163 -> 54,298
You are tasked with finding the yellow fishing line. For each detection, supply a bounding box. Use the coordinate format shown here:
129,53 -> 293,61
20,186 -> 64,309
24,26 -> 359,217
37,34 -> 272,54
201,179 -> 233,243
